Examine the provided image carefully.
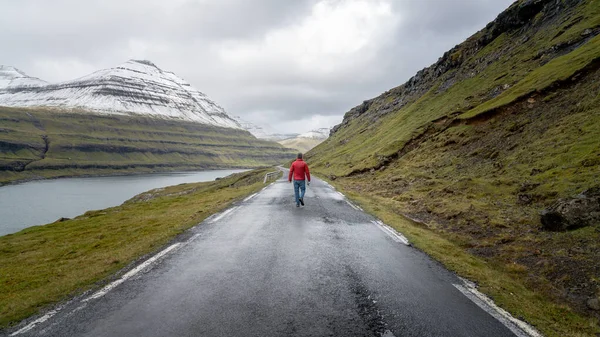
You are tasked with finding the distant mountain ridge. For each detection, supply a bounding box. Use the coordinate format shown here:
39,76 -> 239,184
298,128 -> 330,140
0,60 -> 241,129
278,128 -> 330,153
234,117 -> 299,141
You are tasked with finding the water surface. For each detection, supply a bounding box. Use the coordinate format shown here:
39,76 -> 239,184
0,169 -> 246,236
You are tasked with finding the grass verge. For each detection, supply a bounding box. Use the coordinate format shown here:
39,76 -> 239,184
0,168 -> 277,329
326,180 -> 599,337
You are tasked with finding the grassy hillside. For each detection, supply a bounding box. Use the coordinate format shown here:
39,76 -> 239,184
309,0 -> 600,335
0,168 -> 279,329
0,107 -> 295,185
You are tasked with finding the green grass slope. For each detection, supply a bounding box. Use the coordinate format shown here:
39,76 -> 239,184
309,0 -> 600,335
0,107 -> 295,185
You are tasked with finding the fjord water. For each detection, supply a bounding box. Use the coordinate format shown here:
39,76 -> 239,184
0,169 -> 246,236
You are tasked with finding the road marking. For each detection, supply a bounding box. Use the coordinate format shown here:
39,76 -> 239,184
453,278 -> 542,337
83,243 -> 181,302
12,230 -> 203,335
10,308 -> 61,336
243,193 -> 258,202
327,187 -> 364,211
372,220 -> 410,246
346,200 -> 360,210
210,206 -> 239,223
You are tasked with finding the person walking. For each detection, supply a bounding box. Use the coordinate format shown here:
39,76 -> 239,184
289,153 -> 311,207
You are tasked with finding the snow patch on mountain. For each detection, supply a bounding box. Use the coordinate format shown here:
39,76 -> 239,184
298,128 -> 330,140
0,60 -> 241,129
0,66 -> 48,88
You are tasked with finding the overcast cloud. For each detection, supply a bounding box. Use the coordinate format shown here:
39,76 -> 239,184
0,0 -> 514,133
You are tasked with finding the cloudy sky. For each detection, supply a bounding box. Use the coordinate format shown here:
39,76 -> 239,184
1,0 -> 514,134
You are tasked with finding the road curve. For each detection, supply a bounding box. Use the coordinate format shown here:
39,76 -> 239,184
7,174 -> 531,337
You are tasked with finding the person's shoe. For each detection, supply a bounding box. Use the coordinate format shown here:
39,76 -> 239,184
296,204 -> 300,207
299,198 -> 304,206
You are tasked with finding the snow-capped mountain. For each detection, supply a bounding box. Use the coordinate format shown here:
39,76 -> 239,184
278,128 -> 331,153
298,128 -> 330,140
0,60 -> 241,129
0,66 -> 47,88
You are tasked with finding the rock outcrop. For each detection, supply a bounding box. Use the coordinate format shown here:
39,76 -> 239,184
541,187 -> 600,231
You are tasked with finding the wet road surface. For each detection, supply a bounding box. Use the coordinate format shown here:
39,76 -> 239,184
7,174 -> 530,337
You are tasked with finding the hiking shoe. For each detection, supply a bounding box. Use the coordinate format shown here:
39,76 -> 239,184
300,198 -> 304,206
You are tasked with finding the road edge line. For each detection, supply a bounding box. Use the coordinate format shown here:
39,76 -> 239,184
372,220 -> 411,246
83,243 -> 182,302
453,278 -> 543,337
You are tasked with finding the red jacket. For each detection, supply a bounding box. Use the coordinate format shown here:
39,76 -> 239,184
289,159 -> 311,182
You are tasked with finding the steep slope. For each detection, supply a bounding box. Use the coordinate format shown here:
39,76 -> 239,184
309,0 -> 600,334
0,60 -> 241,129
278,128 -> 330,153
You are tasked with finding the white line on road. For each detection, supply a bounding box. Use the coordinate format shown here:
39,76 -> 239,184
12,242 -> 185,335
210,206 -> 239,223
372,220 -> 411,246
453,278 -> 542,337
83,243 -> 182,302
243,193 -> 258,202
10,308 -> 61,336
11,202 -> 230,335
326,186 -> 364,211
346,200 -> 360,210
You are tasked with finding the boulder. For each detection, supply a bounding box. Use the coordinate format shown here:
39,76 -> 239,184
587,297 -> 600,311
541,187 -> 600,231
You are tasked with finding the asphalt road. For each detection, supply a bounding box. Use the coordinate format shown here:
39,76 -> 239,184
7,173 -> 533,337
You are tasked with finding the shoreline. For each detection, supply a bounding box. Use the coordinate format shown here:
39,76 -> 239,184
0,165 -> 265,188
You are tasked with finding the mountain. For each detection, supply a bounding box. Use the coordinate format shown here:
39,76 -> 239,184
298,128 -> 330,139
0,66 -> 48,88
235,117 -> 299,141
0,61 -> 295,185
278,128 -> 330,153
308,0 -> 599,334
0,60 -> 241,129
